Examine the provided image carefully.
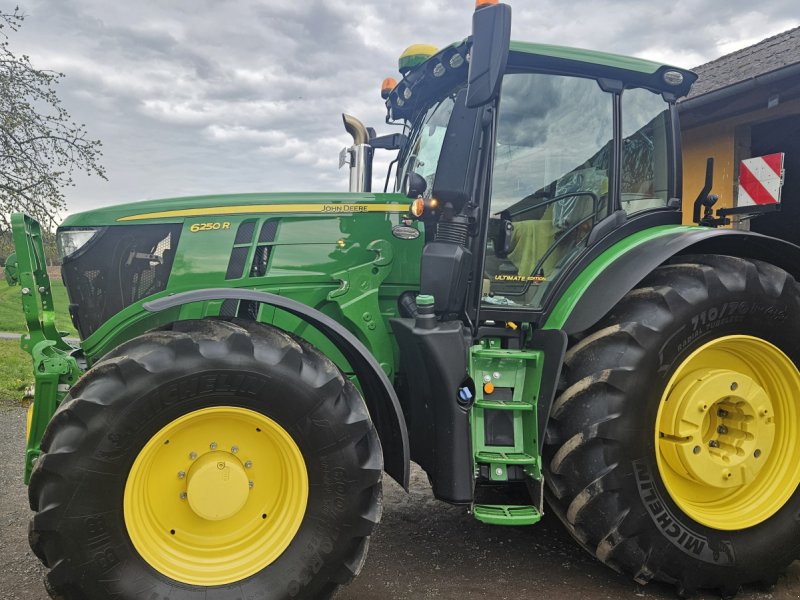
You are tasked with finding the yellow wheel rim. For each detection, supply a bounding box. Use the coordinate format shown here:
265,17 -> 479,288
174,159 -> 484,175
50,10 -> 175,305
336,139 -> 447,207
656,335 -> 800,530
124,407 -> 308,585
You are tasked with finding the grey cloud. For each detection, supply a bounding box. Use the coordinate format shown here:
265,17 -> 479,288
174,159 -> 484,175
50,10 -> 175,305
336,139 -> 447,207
9,0 -> 800,216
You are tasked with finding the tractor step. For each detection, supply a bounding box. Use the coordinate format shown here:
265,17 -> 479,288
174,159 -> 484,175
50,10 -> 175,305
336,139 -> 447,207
470,342 -> 544,484
473,504 -> 542,526
474,398 -> 534,411
475,451 -> 537,464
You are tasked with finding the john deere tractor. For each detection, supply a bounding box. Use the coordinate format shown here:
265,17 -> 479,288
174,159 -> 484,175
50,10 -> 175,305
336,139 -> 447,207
7,3 -> 800,599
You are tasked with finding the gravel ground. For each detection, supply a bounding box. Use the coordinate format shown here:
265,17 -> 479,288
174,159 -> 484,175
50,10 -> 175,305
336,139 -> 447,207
0,332 -> 79,343
1,404 -> 798,600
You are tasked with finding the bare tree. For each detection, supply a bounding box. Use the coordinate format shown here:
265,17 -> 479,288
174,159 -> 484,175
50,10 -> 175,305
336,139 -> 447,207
0,7 -> 105,232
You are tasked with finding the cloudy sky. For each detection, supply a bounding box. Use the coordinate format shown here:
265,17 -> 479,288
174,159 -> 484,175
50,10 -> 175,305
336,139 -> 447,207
12,0 -> 800,216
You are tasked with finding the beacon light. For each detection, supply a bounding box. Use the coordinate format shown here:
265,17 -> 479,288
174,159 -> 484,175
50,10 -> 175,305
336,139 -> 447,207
380,77 -> 397,99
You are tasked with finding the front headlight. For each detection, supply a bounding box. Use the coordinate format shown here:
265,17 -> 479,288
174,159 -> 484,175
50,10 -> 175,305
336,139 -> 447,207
57,227 -> 100,260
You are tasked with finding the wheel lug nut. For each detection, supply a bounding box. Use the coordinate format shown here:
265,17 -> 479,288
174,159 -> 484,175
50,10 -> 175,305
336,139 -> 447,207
210,442 -> 218,450
189,451 -> 197,460
717,425 -> 728,434
249,481 -> 254,489
709,440 -> 720,448
693,446 -> 701,455
730,382 -> 738,391
244,460 -> 253,469
179,492 -> 187,500
231,446 -> 239,454
717,409 -> 729,418
177,470 -> 186,479
754,449 -> 762,458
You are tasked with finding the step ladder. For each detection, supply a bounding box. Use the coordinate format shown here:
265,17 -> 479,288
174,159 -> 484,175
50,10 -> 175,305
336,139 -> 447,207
470,340 -> 544,526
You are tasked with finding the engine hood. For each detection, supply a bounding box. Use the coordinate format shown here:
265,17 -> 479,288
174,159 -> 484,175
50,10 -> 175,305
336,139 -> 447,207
59,191 -> 410,228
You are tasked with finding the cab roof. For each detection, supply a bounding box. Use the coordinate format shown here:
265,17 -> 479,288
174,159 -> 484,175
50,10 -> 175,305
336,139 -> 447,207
385,40 -> 697,120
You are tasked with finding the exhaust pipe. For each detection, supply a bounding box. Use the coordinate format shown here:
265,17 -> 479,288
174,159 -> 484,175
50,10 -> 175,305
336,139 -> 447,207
340,114 -> 373,192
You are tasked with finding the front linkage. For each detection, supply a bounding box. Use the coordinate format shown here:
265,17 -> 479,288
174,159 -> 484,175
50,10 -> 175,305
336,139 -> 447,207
5,213 -> 83,482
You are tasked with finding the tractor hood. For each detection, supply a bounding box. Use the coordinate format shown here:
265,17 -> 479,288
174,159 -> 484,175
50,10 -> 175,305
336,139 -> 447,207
56,191 -> 422,341
60,191 -> 410,228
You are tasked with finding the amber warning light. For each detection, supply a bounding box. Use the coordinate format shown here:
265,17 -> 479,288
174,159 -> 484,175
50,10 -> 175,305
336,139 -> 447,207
410,198 -> 425,218
409,197 -> 440,219
476,0 -> 499,8
381,78 -> 397,99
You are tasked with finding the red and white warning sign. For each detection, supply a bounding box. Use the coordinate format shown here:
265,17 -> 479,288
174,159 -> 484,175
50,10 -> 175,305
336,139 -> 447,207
738,152 -> 785,206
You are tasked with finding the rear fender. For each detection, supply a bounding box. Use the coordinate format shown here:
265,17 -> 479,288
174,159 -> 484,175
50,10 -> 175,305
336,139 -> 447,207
547,228 -> 800,335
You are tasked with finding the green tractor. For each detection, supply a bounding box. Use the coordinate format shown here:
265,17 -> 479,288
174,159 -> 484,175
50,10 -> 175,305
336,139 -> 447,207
7,3 -> 800,599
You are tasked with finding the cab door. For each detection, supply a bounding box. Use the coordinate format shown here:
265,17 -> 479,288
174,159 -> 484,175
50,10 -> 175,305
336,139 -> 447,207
478,70 -> 674,322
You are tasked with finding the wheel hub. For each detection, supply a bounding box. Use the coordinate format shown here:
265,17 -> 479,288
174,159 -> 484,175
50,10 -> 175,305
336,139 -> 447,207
186,451 -> 250,521
659,369 -> 774,488
655,335 -> 800,530
124,406 -> 308,586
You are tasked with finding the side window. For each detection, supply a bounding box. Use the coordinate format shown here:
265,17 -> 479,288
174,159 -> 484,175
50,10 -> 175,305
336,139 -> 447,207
396,92 -> 460,193
620,88 -> 672,214
483,72 -> 613,310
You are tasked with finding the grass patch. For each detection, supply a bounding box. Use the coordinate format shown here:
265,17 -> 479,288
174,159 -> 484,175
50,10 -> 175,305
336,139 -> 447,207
0,279 -> 77,336
0,339 -> 33,405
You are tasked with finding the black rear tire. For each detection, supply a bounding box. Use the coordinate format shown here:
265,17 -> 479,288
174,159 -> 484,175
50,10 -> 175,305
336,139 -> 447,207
544,255 -> 800,596
29,319 -> 382,600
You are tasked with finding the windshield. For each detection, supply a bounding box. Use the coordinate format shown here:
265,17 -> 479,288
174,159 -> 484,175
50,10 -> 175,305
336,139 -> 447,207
395,88 -> 463,193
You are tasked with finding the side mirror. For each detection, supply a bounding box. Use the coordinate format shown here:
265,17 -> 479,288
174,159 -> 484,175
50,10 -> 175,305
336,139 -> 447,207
404,172 -> 427,199
466,3 -> 512,108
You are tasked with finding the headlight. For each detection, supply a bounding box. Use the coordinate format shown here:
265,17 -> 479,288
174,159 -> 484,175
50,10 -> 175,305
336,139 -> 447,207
57,227 -> 100,260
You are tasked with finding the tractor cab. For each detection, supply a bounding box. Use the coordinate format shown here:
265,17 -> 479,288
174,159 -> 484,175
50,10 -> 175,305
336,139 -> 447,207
381,16 -> 695,325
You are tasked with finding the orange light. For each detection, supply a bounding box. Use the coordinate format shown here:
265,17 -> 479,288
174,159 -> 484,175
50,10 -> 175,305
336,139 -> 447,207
428,197 -> 439,209
476,0 -> 499,9
505,321 -> 518,330
484,382 -> 495,395
410,198 -> 425,218
381,77 -> 397,99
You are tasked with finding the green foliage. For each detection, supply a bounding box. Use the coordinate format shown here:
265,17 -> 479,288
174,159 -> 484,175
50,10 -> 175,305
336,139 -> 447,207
0,7 -> 105,231
0,338 -> 32,404
0,227 -> 58,265
0,277 -> 75,335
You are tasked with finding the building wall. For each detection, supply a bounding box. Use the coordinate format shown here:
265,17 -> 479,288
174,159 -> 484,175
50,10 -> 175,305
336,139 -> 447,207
680,96 -> 800,224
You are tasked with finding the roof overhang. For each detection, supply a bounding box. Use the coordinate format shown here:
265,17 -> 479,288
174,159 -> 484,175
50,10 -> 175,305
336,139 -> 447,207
678,62 -> 800,129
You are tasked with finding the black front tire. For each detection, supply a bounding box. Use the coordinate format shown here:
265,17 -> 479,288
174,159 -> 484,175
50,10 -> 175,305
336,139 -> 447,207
544,255 -> 800,596
29,319 -> 382,600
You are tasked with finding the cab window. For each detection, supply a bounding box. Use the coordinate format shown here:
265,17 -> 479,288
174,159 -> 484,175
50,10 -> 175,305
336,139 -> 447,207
620,87 -> 672,214
483,72 -> 613,310
396,90 -> 462,194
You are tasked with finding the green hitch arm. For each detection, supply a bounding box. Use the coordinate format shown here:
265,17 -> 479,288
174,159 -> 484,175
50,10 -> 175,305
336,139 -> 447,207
9,213 -> 73,353
8,213 -> 83,483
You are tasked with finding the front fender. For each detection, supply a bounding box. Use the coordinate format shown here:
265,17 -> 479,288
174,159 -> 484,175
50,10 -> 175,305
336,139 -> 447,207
136,289 -> 410,488
545,226 -> 800,335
